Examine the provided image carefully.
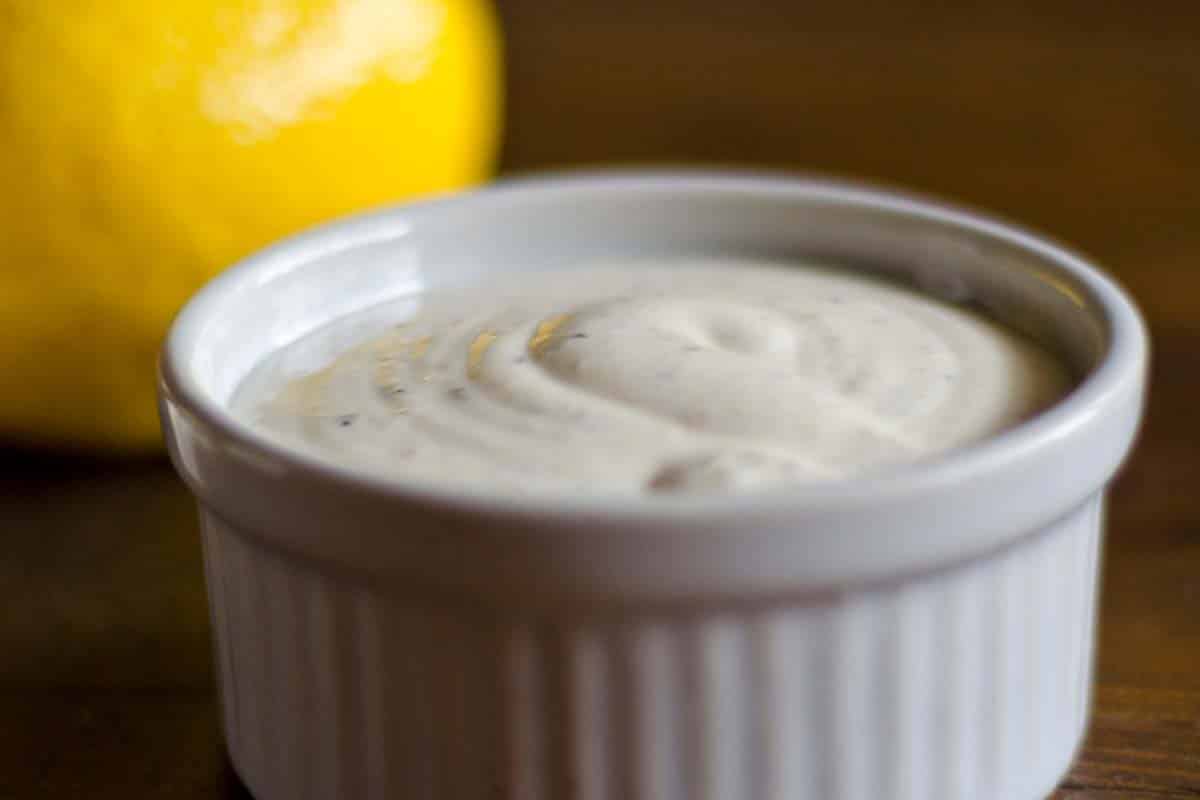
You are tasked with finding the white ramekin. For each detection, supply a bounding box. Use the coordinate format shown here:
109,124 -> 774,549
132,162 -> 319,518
160,172 -> 1147,800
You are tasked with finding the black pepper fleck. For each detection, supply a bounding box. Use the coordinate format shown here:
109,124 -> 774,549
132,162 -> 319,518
336,414 -> 358,428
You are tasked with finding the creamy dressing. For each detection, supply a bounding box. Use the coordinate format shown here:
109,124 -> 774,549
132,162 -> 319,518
232,258 -> 1072,494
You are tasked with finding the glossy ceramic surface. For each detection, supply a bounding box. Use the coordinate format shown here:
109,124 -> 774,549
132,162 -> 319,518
160,171 -> 1148,800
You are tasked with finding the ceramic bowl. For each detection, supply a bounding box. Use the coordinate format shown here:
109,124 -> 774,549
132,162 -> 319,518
160,172 -> 1147,800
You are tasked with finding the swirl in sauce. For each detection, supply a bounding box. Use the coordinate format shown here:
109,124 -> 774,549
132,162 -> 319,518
233,259 -> 1071,494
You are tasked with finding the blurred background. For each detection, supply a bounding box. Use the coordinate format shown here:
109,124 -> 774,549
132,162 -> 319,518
499,0 -> 1198,329
2,0 -> 1198,796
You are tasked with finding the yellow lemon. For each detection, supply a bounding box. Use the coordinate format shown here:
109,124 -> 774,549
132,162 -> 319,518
0,0 -> 500,450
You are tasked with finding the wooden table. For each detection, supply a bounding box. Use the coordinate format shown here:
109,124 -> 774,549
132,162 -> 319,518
3,2 -> 1198,796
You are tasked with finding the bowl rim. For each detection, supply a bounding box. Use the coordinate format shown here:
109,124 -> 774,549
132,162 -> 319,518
160,169 -> 1147,570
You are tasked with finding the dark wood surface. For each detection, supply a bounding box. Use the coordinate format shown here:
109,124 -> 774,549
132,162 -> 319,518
3,2 -> 1199,797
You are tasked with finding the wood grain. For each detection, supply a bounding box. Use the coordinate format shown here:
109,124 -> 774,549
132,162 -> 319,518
2,1 -> 1198,796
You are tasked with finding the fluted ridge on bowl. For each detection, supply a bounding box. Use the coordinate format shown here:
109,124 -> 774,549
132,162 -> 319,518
201,495 -> 1101,800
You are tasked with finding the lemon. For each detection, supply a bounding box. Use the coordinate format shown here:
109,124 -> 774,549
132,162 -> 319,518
0,0 -> 500,451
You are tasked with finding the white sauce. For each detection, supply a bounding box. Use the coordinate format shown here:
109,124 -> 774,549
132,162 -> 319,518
233,258 -> 1071,494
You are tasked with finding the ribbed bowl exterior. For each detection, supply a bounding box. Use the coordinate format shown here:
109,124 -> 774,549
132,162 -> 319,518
202,494 -> 1102,800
